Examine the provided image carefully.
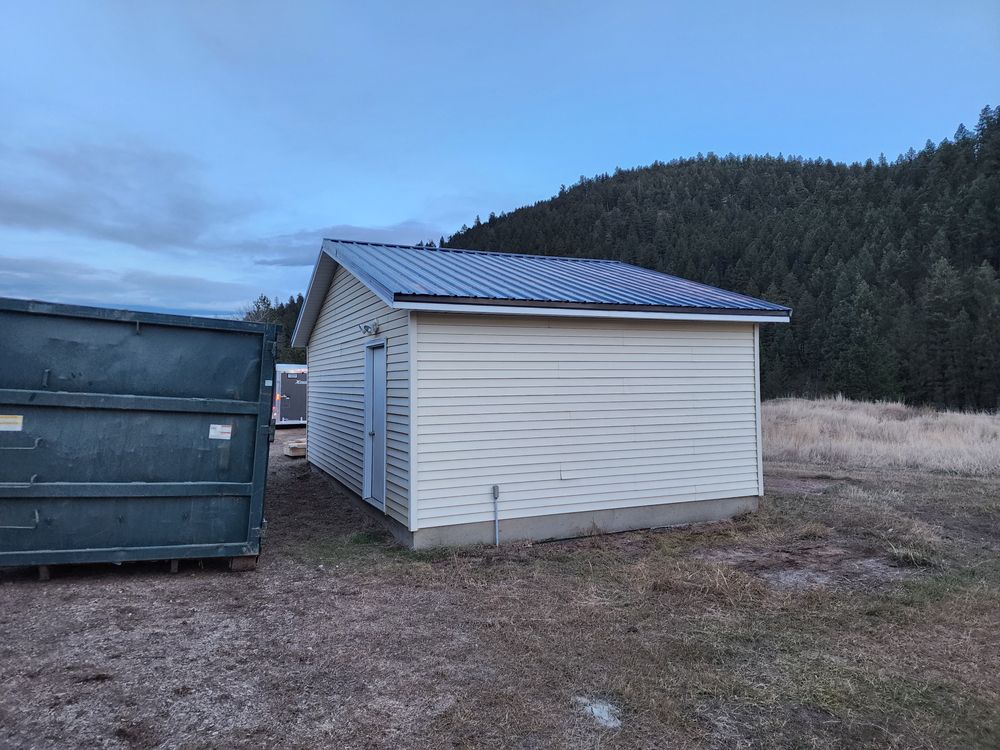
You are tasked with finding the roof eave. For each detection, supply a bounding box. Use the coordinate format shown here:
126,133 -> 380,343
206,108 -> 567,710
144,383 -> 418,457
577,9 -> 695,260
394,298 -> 791,323
291,241 -> 405,348
290,249 -> 339,348
325,239 -> 397,307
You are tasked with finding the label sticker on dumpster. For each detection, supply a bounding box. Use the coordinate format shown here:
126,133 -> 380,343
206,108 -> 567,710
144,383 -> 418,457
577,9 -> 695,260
209,424 -> 232,440
0,415 -> 23,431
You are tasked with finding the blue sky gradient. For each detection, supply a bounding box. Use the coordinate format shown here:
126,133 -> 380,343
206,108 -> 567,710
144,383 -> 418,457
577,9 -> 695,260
1,1 -> 997,315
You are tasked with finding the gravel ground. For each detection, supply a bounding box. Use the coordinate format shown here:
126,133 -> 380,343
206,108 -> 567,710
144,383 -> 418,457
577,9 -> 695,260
1,429 -> 998,749
0,430 -> 442,749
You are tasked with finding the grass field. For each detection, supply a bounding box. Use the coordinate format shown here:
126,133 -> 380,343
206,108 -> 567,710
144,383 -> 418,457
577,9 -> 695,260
764,395 -> 1000,476
1,400 -> 998,748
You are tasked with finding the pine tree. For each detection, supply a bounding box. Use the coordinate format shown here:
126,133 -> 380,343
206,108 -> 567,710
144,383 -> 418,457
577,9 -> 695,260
243,294 -> 275,323
918,258 -> 964,406
971,262 -> 1000,407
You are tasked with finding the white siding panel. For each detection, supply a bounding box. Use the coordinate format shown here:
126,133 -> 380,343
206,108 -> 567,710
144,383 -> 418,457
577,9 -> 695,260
413,313 -> 761,528
306,267 -> 409,525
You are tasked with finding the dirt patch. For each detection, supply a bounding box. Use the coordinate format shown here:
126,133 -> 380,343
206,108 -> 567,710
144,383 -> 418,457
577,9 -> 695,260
764,474 -> 834,496
695,542 -> 914,590
695,699 -> 884,749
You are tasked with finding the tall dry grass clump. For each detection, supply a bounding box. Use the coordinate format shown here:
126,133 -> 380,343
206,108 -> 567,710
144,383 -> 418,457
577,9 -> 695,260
762,396 -> 1000,476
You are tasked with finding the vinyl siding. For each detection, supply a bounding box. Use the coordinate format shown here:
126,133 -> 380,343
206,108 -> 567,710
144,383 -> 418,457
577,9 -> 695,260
306,267 -> 409,526
412,313 -> 761,528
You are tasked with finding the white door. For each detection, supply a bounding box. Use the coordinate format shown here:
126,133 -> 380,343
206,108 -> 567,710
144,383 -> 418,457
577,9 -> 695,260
363,341 -> 386,511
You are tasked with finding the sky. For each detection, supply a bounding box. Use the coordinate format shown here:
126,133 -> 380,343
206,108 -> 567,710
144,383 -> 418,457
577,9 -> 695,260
0,1 -> 998,316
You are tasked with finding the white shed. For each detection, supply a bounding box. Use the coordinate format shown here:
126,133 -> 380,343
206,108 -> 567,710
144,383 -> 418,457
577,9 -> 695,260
291,239 -> 791,547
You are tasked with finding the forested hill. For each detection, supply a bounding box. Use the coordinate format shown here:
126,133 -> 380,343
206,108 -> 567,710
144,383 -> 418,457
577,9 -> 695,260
443,105 -> 1000,409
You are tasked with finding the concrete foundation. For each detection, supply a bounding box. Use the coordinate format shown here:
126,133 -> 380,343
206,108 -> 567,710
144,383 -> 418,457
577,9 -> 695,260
314,462 -> 758,549
356,495 -> 754,549
409,495 -> 758,548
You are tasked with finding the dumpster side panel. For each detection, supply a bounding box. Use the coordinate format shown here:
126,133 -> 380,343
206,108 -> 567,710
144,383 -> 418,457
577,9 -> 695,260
0,495 -> 252,556
0,407 -> 258,484
0,309 -> 264,400
0,299 -> 277,567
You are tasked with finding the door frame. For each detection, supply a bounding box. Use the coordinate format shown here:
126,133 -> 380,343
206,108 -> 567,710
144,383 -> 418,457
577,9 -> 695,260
362,339 -> 387,511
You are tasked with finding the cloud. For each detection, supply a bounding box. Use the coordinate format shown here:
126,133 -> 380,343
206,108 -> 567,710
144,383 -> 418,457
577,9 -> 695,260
245,220 -> 447,266
0,138 -> 463,310
0,141 -> 253,250
0,255 -> 258,315
0,139 -> 449,269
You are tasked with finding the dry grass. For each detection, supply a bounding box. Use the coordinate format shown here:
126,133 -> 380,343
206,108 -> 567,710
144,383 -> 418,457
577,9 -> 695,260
763,396 -> 1000,476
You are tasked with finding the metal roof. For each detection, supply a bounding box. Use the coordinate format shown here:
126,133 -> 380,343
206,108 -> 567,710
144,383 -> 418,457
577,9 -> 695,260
292,239 -> 791,347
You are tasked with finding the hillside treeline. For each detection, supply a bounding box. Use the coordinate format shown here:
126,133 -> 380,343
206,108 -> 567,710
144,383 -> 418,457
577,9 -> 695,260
243,293 -> 306,364
445,106 -> 1000,409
